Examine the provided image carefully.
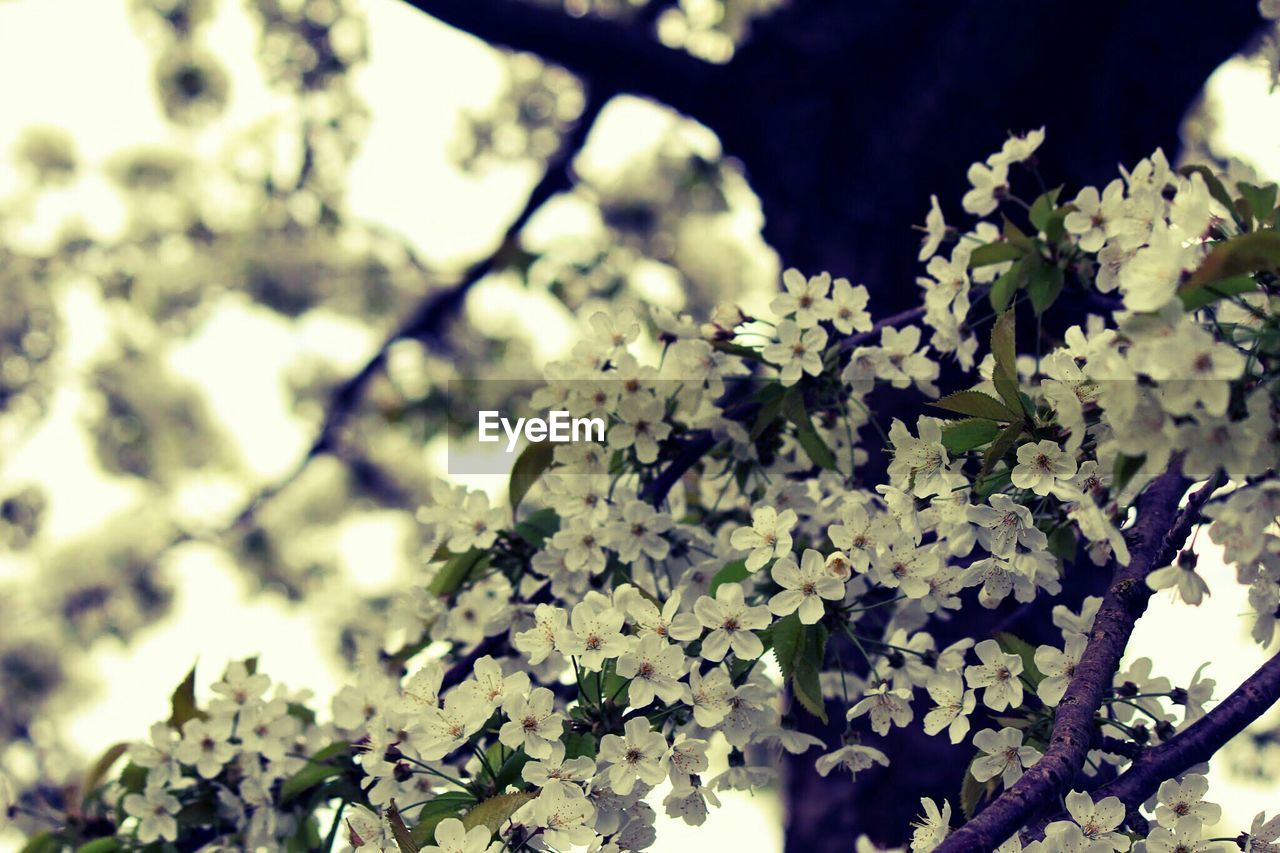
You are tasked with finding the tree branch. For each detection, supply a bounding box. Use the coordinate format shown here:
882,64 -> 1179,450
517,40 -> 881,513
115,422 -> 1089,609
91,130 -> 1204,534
936,466 -> 1225,852
1038,647 -> 1280,836
399,0 -> 728,124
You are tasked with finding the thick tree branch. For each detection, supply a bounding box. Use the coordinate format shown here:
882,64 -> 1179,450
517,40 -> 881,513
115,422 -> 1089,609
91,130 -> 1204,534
1068,648 -> 1280,830
399,0 -> 728,124
936,466 -> 1225,852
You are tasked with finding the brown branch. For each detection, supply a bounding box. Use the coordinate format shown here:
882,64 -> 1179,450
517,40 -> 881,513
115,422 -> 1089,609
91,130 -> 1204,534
399,0 -> 728,125
936,466 -> 1226,852
1025,647 -> 1280,839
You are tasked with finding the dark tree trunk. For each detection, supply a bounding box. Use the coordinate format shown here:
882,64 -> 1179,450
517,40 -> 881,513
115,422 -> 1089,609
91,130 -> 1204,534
400,1 -> 1262,846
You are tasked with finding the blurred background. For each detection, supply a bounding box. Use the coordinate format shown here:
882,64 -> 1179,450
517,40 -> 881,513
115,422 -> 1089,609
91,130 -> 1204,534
0,1 -> 1278,849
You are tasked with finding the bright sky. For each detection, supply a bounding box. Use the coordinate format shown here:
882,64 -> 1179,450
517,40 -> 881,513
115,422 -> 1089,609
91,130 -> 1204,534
0,1 -> 1277,850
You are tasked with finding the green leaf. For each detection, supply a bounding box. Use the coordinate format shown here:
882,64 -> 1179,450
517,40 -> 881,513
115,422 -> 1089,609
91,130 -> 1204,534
1046,526 -> 1077,563
1113,453 -> 1146,494
1237,182 -> 1278,229
711,339 -> 762,360
974,467 -> 1013,500
167,665 -> 207,730
960,757 -> 998,819
968,241 -> 1022,268
1028,186 -> 1062,232
428,548 -> 489,597
791,623 -> 829,724
410,792 -> 477,845
708,559 -> 752,596
750,385 -> 788,441
781,388 -> 837,470
386,800 -> 420,853
513,507 -> 560,547
979,422 -> 1023,480
940,419 -> 1001,454
989,312 -> 1025,418
930,390 -> 1018,422
1027,263 -> 1065,315
1178,273 -> 1259,311
562,731 -> 598,760
80,743 -> 129,808
1043,203 -> 1074,245
75,840 -> 123,853
1178,165 -> 1240,224
279,742 -> 351,804
769,612 -> 804,681
462,791 -> 537,835
118,763 -> 147,794
1181,229 -> 1280,296
508,440 -> 555,517
987,257 -> 1026,312
1002,215 -> 1035,251
993,631 -> 1045,687
21,833 -> 62,853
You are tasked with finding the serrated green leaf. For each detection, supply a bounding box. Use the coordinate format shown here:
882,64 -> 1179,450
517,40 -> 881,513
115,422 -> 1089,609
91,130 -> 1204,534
513,507 -> 560,547
781,388 -> 837,470
930,390 -> 1018,422
1028,186 -> 1062,232
462,791 -> 537,835
791,623 -> 829,724
993,631 -> 1045,687
410,793 -> 478,844
167,664 -> 206,730
979,422 -> 1023,480
990,312 -> 1026,418
562,731 -> 597,760
508,440 -> 555,517
987,257 -> 1026,312
969,241 -> 1022,268
279,742 -> 351,804
1178,274 -> 1259,311
387,800 -> 420,853
428,548 -> 489,597
1027,263 -> 1065,315
750,384 -> 788,441
941,419 -> 1001,454
1046,526 -> 1077,563
974,467 -> 1013,500
1181,230 -> 1280,296
708,559 -> 752,596
770,612 -> 804,681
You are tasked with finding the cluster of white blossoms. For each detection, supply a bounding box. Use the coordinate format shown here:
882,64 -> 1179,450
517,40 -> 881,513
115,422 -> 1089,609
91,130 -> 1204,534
46,127 -> 1279,853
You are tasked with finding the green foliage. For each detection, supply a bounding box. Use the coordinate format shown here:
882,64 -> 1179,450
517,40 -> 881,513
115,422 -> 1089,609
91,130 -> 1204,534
508,440 -> 555,516
410,792 -> 478,845
930,390 -> 1020,422
278,742 -> 352,804
941,418 -> 1001,454
386,800 -> 420,852
461,791 -> 536,835
428,548 -> 490,597
770,613 -> 828,723
1179,230 -> 1279,298
781,388 -> 837,470
708,559 -> 752,596
167,665 -> 206,730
